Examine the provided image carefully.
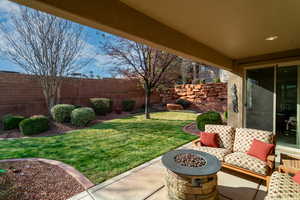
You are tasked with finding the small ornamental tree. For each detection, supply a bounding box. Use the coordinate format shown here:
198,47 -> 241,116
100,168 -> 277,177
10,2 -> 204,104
100,35 -> 177,119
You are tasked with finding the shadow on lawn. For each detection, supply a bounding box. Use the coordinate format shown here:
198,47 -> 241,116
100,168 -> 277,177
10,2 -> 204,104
88,121 -> 191,136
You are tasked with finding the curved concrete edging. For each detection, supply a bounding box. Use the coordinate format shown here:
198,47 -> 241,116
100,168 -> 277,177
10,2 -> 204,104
182,122 -> 201,136
0,158 -> 94,190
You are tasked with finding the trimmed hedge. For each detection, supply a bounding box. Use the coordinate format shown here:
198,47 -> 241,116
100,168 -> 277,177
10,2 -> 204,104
2,114 -> 25,130
90,98 -> 113,115
19,115 -> 49,135
71,107 -> 95,127
51,104 -> 76,123
175,98 -> 191,109
196,111 -> 222,131
122,100 -> 136,112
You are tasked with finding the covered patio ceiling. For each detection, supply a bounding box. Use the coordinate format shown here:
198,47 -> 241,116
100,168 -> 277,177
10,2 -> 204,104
12,0 -> 300,71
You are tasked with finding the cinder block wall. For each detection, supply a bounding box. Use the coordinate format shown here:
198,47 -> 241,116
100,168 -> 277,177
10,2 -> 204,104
0,73 -> 160,116
160,83 -> 227,112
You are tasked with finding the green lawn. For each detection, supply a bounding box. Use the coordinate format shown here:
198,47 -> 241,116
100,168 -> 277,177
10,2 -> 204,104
0,112 -> 197,184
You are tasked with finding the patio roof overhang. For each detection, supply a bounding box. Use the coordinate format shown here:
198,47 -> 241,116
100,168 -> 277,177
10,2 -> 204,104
12,0 -> 300,72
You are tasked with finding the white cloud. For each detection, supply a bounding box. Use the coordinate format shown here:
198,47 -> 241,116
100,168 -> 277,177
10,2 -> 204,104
80,40 -> 112,67
80,41 -> 119,77
0,0 -> 20,14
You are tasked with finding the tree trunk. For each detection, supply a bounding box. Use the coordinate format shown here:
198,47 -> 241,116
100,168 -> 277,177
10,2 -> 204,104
192,63 -> 197,84
56,82 -> 62,105
48,96 -> 56,112
181,59 -> 187,84
41,80 -> 59,114
145,88 -> 151,119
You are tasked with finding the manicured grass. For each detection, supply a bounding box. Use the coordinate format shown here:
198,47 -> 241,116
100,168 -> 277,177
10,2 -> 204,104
0,112 -> 197,184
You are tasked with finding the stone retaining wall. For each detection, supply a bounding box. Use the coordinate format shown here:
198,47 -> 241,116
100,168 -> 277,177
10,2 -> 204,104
160,83 -> 227,112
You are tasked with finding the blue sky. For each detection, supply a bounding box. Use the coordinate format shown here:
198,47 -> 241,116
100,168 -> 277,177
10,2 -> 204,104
0,0 -> 116,78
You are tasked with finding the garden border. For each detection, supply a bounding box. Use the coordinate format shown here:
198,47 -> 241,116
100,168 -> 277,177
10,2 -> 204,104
0,158 -> 94,189
182,122 -> 200,136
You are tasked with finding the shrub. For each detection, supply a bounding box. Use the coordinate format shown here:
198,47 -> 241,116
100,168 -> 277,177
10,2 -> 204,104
122,100 -> 136,112
74,105 -> 82,109
90,98 -> 113,115
19,115 -> 49,135
2,114 -> 25,130
51,104 -> 75,123
214,78 -> 221,83
71,107 -> 95,127
175,98 -> 191,109
196,111 -> 222,131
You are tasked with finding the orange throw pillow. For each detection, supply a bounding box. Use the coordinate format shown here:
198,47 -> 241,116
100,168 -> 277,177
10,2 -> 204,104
293,171 -> 300,184
200,132 -> 219,148
247,139 -> 274,161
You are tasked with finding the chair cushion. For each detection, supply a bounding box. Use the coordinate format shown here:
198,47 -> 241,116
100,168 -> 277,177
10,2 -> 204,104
192,146 -> 231,161
247,139 -> 275,161
200,132 -> 219,147
224,152 -> 269,175
265,172 -> 300,200
205,125 -> 235,151
233,128 -> 273,153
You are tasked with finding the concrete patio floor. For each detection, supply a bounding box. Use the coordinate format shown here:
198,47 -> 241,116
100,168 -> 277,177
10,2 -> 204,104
68,143 -> 267,200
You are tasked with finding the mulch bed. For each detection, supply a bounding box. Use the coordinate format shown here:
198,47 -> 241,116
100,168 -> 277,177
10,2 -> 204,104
0,112 -> 131,139
0,160 -> 84,200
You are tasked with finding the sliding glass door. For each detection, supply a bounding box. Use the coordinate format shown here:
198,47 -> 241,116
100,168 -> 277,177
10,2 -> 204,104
246,65 -> 300,149
246,67 -> 274,131
276,66 -> 299,148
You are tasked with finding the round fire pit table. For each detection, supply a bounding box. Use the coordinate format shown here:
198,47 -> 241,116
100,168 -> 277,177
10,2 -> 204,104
162,149 -> 221,200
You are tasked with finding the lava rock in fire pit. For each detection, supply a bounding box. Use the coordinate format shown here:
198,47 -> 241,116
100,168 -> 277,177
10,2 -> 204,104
175,153 -> 206,167
162,149 -> 221,176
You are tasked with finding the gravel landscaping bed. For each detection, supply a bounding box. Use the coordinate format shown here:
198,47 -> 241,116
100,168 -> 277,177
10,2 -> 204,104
0,160 -> 85,200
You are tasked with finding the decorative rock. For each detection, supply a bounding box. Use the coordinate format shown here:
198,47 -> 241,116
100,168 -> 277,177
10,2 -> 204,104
167,103 -> 184,111
160,83 -> 227,112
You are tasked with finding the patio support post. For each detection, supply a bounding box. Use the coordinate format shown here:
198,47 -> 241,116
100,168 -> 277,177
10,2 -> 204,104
227,66 -> 244,128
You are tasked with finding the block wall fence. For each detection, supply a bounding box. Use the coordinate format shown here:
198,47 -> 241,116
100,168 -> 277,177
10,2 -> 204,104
0,73 -> 160,117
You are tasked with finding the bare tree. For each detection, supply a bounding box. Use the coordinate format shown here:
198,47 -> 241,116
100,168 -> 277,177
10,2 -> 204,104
0,7 -> 91,112
100,35 -> 177,119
